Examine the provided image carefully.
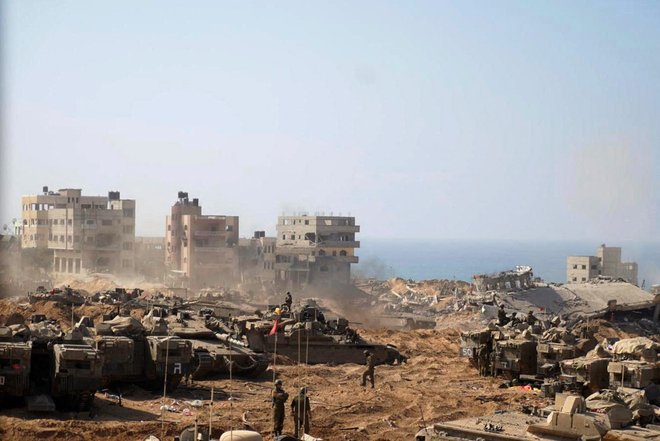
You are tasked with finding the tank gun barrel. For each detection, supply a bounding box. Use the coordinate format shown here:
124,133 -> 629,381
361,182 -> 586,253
215,333 -> 248,348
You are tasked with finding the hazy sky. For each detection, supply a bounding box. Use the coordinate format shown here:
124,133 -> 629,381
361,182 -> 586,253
2,1 -> 659,240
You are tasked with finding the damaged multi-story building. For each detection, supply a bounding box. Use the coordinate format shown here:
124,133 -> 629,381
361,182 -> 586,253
134,236 -> 166,281
274,215 -> 359,289
567,244 -> 638,285
473,265 -> 534,292
238,231 -> 276,286
165,192 -> 239,288
20,187 -> 136,275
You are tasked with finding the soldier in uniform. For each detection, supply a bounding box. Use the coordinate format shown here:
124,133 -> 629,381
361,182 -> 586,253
271,379 -> 289,437
527,310 -> 537,326
478,345 -> 490,377
284,292 -> 293,311
497,305 -> 508,326
291,386 -> 312,438
361,350 -> 375,388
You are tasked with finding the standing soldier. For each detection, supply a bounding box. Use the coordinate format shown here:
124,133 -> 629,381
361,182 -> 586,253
291,386 -> 312,438
271,379 -> 289,437
477,346 -> 489,377
361,350 -> 375,388
527,310 -> 538,326
284,292 -> 293,311
497,305 -> 508,326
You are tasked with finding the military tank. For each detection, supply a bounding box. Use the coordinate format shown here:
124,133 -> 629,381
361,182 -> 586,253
234,303 -> 406,365
91,315 -> 193,391
28,286 -> 86,306
147,307 -> 268,379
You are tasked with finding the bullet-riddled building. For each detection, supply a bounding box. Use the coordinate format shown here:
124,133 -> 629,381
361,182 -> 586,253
567,244 -> 638,285
165,192 -> 239,288
21,187 -> 135,275
275,214 -> 359,288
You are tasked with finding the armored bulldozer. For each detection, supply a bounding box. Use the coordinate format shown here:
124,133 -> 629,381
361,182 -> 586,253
164,309 -> 268,379
237,303 -> 406,365
92,315 -> 193,391
492,338 -> 537,379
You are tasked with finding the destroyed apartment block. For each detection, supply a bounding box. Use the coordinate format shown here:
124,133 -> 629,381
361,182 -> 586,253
473,265 -> 534,293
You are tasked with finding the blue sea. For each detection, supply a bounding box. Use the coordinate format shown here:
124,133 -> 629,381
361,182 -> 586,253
354,239 -> 660,288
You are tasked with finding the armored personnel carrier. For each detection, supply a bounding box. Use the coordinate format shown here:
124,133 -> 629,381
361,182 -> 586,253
492,337 -> 537,379
30,322 -> 102,410
0,327 -> 31,403
560,355 -> 610,394
459,329 -> 494,369
92,315 -> 192,390
160,308 -> 268,379
536,342 -> 578,377
236,303 -> 406,365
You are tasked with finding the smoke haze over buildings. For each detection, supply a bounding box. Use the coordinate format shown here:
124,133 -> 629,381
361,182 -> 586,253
1,1 -> 659,243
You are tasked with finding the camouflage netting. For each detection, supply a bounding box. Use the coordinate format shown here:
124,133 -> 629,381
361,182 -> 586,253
612,337 -> 660,358
105,315 -> 145,335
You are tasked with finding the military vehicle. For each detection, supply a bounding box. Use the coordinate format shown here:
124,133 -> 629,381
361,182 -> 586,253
28,286 -> 86,306
161,309 -> 268,379
459,329 -> 493,368
559,356 -> 610,394
492,338 -> 537,379
90,287 -> 142,304
0,330 -> 31,403
92,315 -> 193,390
536,342 -> 578,377
608,360 -> 660,389
235,303 -> 406,365
414,393 -> 658,441
15,320 -> 103,411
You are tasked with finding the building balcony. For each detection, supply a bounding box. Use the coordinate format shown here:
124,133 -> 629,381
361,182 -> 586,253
313,255 -> 359,264
317,240 -> 360,248
315,225 -> 360,234
193,231 -> 226,238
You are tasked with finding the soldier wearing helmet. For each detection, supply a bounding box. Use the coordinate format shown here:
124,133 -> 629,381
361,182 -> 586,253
271,379 -> 289,437
361,350 -> 375,388
291,386 -> 312,438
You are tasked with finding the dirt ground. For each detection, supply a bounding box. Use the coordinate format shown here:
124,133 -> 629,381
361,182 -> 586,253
0,325 -> 547,441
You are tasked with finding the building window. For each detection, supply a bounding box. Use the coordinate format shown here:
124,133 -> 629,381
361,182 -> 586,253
340,250 -> 347,256
67,235 -> 72,243
101,219 -> 113,226
290,235 -> 295,240
122,208 -> 134,217
581,265 -> 586,270
282,235 -> 285,240
572,264 -> 577,269
581,277 -> 586,281
332,250 -> 337,256
318,250 -> 326,256
304,220 -> 309,225
59,235 -> 65,242
591,265 -> 597,270
123,225 -> 134,234
67,219 -> 73,225
86,219 -> 95,225
572,277 -> 577,282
